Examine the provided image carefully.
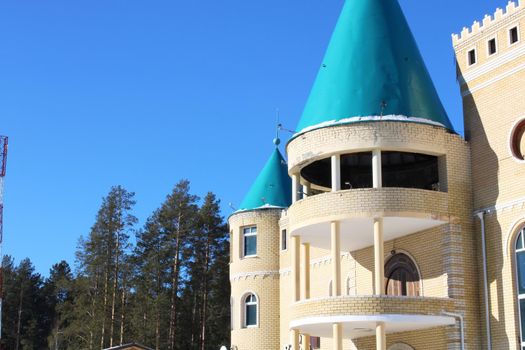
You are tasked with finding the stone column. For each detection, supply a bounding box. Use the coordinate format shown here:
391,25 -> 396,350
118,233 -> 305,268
302,334 -> 311,350
291,236 -> 301,302
376,322 -> 386,350
333,323 -> 343,350
331,221 -> 341,297
292,174 -> 301,203
373,217 -> 384,295
331,154 -> 341,192
374,218 -> 386,350
372,149 -> 382,189
301,243 -> 311,300
290,329 -> 300,350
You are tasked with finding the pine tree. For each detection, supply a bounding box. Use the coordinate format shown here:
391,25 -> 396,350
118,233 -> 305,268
74,186 -> 136,349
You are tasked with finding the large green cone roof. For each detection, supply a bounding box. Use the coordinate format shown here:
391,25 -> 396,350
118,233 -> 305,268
296,0 -> 454,134
237,148 -> 292,213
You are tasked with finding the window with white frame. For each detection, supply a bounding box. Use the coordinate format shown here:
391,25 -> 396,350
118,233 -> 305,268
243,293 -> 258,327
243,226 -> 257,257
515,228 -> 525,349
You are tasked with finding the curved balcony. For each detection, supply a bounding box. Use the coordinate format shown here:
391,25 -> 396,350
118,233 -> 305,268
288,188 -> 449,251
289,295 -> 455,339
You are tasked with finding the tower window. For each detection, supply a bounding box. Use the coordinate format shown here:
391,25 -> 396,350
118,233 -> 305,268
243,226 -> 257,257
468,49 -> 477,66
281,229 -> 287,251
385,253 -> 420,297
488,38 -> 497,55
510,26 -> 520,45
515,228 -> 525,347
243,293 -> 258,327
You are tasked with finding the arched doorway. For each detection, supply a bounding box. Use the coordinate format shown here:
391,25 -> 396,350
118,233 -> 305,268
385,253 -> 421,296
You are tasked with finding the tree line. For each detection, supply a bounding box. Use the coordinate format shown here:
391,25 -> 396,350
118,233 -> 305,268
1,180 -> 230,350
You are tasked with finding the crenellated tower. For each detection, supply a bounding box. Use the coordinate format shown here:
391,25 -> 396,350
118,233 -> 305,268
453,1 -> 525,349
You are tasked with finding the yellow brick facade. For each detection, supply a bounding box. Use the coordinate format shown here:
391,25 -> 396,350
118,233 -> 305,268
229,2 -> 525,349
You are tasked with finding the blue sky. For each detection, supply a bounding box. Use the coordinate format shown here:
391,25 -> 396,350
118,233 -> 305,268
0,0 -> 506,274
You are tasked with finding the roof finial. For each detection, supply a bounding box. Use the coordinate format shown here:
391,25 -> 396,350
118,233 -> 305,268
274,108 -> 281,147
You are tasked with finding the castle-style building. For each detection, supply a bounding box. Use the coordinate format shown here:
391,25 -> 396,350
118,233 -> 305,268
228,0 -> 525,349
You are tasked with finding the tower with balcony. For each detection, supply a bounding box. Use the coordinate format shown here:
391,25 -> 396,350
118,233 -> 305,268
229,146 -> 291,350
279,0 -> 481,349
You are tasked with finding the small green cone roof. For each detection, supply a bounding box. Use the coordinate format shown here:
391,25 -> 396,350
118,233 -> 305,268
237,148 -> 292,212
296,0 -> 454,134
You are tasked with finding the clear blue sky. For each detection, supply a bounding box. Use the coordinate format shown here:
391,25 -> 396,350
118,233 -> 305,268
0,0 -> 506,275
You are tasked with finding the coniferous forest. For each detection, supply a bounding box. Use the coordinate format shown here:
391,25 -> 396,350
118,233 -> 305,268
1,180 -> 230,350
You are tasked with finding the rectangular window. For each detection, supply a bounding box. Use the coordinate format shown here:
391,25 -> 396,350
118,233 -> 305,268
510,26 -> 520,45
468,49 -> 476,66
488,38 -> 497,55
311,336 -> 321,349
243,226 -> 257,257
281,229 -> 287,251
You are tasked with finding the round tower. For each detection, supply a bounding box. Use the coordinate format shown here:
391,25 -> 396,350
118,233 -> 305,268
229,145 -> 291,350
281,0 -> 481,349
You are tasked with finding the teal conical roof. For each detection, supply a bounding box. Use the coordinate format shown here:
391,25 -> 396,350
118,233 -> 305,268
237,148 -> 292,212
296,0 -> 454,134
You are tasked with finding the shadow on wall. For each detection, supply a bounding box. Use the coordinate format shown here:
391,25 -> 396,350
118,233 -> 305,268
462,73 -> 510,349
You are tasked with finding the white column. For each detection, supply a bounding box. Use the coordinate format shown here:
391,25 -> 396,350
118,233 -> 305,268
331,154 -> 341,192
291,236 -> 301,302
331,221 -> 341,297
290,329 -> 300,350
374,218 -> 384,295
372,149 -> 382,189
333,323 -> 343,350
303,334 -> 311,350
292,174 -> 301,203
301,243 -> 311,300
302,182 -> 311,197
376,322 -> 386,350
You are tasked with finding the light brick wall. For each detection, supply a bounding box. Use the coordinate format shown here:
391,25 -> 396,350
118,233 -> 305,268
229,209 -> 282,350
455,3 -> 525,349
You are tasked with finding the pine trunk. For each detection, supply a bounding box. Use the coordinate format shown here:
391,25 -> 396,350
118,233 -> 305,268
110,232 -> 121,348
15,287 -> 23,350
200,239 -> 210,350
168,214 -> 182,350
120,278 -> 125,345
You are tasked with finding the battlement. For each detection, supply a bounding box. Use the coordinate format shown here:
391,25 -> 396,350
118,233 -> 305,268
452,0 -> 523,46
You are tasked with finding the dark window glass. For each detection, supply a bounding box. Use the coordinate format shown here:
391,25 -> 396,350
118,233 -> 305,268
518,251 -> 525,295
311,337 -> 321,349
511,27 -> 519,44
243,227 -> 257,257
245,294 -> 257,327
517,231 -> 523,250
281,229 -> 287,250
468,49 -> 476,65
520,299 -> 525,337
488,38 -> 497,55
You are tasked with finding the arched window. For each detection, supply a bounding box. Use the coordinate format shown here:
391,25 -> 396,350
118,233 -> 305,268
243,293 -> 258,328
388,343 -> 414,350
515,228 -> 525,348
385,253 -> 420,296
